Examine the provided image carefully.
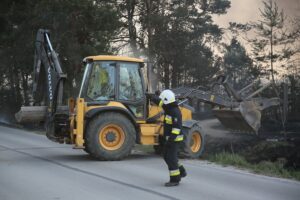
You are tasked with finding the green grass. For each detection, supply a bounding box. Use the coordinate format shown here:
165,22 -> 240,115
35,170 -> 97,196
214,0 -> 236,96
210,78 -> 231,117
209,152 -> 300,181
210,152 -> 250,168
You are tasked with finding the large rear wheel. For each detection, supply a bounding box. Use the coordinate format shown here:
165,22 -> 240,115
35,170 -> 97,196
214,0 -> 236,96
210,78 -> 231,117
180,125 -> 205,158
85,112 -> 136,160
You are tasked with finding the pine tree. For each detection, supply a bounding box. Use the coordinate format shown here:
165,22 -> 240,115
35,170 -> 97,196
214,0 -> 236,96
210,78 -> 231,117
230,0 -> 299,84
223,38 -> 257,89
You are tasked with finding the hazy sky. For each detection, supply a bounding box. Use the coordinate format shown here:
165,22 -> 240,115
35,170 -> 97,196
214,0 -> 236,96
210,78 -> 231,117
214,0 -> 300,28
213,0 -> 300,76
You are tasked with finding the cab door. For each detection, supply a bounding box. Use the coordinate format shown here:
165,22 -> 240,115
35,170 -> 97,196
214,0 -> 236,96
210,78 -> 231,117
117,62 -> 146,119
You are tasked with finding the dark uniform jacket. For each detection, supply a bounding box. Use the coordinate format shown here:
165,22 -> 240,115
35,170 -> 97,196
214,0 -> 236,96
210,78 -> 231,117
152,96 -> 184,142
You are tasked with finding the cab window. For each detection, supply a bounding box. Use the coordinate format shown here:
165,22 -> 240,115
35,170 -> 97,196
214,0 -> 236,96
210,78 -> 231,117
119,63 -> 143,101
86,62 -> 115,101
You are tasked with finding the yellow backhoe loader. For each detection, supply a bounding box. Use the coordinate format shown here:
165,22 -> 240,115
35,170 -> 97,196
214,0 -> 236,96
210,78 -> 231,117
16,29 -> 205,160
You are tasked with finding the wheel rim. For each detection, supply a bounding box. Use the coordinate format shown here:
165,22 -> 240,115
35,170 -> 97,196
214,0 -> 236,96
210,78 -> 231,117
99,124 -> 125,151
190,131 -> 202,153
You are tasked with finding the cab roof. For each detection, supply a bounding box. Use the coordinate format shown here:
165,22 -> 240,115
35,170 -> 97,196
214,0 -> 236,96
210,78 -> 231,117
84,55 -> 144,63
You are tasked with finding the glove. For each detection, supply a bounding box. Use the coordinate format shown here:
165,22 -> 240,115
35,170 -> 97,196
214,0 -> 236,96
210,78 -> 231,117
166,135 -> 176,144
155,90 -> 161,96
145,92 -> 155,99
146,93 -> 161,105
164,138 -> 171,146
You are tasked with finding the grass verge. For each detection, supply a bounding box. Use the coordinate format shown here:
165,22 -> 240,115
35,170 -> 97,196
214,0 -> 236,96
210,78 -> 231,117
209,152 -> 300,181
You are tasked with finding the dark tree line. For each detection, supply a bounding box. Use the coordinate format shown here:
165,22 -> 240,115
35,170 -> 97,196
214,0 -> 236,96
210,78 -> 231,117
0,0 -> 121,117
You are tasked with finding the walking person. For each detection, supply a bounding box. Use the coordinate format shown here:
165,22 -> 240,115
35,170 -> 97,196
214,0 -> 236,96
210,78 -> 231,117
149,89 -> 187,186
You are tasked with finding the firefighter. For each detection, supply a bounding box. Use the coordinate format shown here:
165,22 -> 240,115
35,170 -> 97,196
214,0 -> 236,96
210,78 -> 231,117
150,89 -> 187,187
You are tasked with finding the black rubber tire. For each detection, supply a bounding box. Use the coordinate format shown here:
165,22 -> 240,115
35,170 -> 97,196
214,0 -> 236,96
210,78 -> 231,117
83,146 -> 90,154
85,112 -> 136,161
180,125 -> 205,159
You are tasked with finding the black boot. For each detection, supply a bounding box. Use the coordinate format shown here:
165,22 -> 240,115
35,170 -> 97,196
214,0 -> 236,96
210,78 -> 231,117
165,175 -> 181,187
165,182 -> 179,187
179,165 -> 187,178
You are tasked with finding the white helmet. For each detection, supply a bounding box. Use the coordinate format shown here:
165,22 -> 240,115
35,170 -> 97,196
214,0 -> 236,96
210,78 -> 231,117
159,89 -> 176,105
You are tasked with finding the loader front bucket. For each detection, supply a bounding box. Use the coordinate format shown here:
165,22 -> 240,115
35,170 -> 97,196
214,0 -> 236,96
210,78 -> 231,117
15,105 -> 69,123
212,101 -> 261,133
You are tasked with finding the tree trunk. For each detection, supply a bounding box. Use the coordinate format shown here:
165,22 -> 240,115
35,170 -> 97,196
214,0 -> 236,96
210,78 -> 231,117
8,64 -> 16,105
270,26 -> 275,84
126,0 -> 139,56
171,65 -> 178,88
164,63 -> 170,88
22,72 -> 30,106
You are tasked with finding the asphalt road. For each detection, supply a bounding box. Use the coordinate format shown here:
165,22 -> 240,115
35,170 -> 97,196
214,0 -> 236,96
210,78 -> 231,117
0,125 -> 299,200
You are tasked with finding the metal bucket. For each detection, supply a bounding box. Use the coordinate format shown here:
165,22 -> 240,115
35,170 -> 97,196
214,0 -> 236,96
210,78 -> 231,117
212,101 -> 261,133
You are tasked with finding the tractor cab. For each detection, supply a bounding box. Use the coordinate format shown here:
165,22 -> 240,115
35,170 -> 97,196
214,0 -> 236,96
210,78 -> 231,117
79,55 -> 146,119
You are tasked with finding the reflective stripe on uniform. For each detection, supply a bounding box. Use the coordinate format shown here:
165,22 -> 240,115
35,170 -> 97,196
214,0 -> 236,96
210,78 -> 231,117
165,115 -> 172,124
169,169 -> 180,176
171,128 -> 180,135
174,135 -> 184,142
159,100 -> 164,107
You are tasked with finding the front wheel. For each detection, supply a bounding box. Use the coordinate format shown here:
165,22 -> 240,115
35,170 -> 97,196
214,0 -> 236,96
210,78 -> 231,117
85,112 -> 136,160
180,125 -> 205,158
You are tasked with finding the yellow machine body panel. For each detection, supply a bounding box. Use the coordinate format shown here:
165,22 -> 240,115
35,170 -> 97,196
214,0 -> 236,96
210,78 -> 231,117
148,104 -> 163,118
139,124 -> 161,145
72,98 -> 85,147
85,101 -> 127,113
180,106 -> 193,121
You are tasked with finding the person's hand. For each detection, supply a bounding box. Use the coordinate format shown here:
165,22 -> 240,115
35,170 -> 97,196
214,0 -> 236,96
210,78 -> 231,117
145,92 -> 155,99
167,135 -> 176,143
165,138 -> 172,146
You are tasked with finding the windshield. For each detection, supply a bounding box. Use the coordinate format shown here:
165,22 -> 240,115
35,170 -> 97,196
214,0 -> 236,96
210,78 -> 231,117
119,62 -> 143,101
86,61 -> 115,101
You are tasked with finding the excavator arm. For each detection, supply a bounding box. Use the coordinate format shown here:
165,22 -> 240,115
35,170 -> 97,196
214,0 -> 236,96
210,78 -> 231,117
16,29 -> 68,142
33,29 -> 66,111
